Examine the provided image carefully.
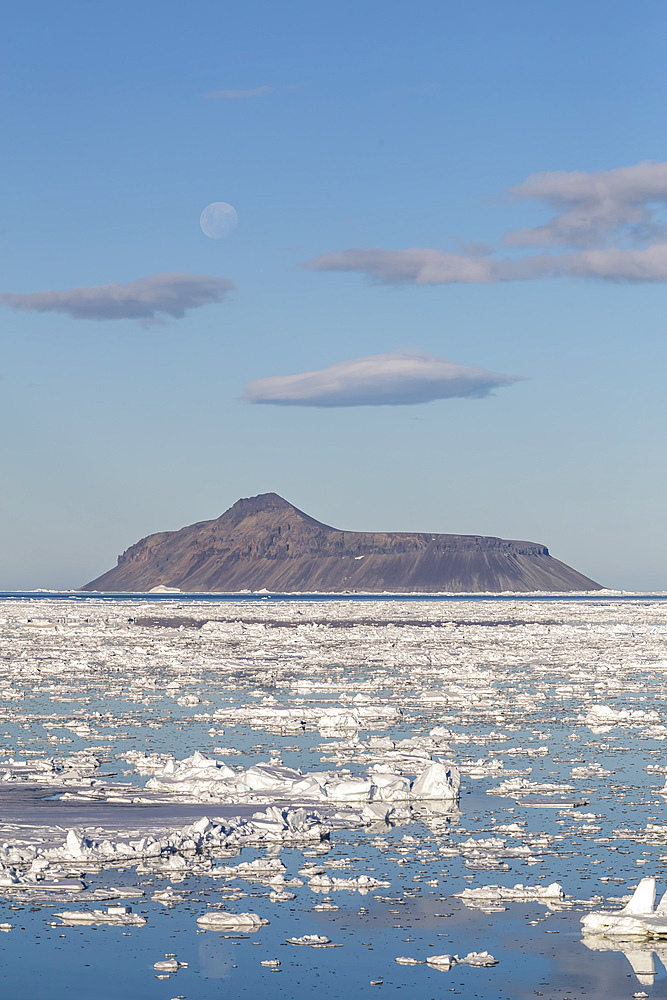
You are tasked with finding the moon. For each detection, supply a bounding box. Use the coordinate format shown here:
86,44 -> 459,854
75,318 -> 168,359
200,202 -> 238,239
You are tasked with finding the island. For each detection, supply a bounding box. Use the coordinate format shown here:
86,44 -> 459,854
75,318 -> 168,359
81,492 -> 602,593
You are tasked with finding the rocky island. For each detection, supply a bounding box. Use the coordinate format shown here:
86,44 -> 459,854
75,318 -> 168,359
82,492 -> 602,593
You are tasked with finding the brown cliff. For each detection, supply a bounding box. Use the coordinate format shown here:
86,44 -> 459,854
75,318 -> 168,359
81,492 -> 602,593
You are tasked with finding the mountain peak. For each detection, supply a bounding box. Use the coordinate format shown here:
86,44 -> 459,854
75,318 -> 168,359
225,492 -> 293,517
217,493 -> 335,531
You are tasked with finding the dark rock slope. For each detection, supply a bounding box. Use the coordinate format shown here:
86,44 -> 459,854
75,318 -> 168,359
82,492 -> 602,593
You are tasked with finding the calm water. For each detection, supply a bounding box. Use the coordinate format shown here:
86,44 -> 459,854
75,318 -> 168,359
2,590 -> 666,603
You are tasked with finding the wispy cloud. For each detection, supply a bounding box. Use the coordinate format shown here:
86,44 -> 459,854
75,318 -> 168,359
306,248 -> 505,284
305,161 -> 667,286
306,245 -> 667,284
204,86 -> 273,99
0,273 -> 235,324
243,351 -> 522,408
505,161 -> 667,248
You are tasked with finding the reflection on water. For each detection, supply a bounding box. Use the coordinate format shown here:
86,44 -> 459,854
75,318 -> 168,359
582,934 -> 667,986
198,936 -> 234,980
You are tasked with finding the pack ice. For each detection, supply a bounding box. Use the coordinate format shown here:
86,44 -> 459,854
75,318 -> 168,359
3,593 -> 667,996
144,751 -> 459,806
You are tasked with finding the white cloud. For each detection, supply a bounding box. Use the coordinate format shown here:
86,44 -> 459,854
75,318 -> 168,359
243,351 -> 522,407
559,243 -> 667,280
0,273 -> 235,323
306,243 -> 667,285
505,161 -> 667,248
305,161 -> 667,286
305,248 -> 506,284
306,244 -> 667,284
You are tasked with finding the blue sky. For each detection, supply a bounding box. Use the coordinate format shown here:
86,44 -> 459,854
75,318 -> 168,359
2,0 -> 666,590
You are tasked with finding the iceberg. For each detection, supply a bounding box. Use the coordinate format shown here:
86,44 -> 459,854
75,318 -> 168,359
582,878 -> 667,939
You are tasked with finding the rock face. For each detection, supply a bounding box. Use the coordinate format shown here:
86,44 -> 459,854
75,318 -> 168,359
82,492 -> 602,593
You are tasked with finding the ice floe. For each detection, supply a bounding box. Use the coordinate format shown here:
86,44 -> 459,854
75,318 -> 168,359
287,934 -> 334,946
307,873 -> 391,893
582,878 -> 667,939
153,957 -> 187,971
426,950 -> 498,970
55,905 -> 145,926
196,911 -> 269,930
454,881 -> 564,904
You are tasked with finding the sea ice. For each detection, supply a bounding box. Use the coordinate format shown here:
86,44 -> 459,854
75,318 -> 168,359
426,953 -> 455,968
461,950 -> 499,967
153,957 -> 187,972
287,934 -> 332,946
425,950 -> 498,970
455,881 -> 564,903
3,593 -> 667,995
582,878 -> 667,939
307,873 -> 391,892
196,911 -> 269,930
55,905 -> 146,926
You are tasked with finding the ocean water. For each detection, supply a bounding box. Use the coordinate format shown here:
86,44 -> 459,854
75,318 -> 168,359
4,590 -> 667,602
1,593 -> 667,998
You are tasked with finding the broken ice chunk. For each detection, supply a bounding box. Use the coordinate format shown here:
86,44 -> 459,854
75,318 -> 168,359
196,911 -> 269,931
460,950 -> 499,967
455,882 -> 564,904
287,934 -> 332,946
55,906 -> 146,926
582,878 -> 667,939
153,957 -> 187,972
426,954 -> 455,969
410,762 -> 460,801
